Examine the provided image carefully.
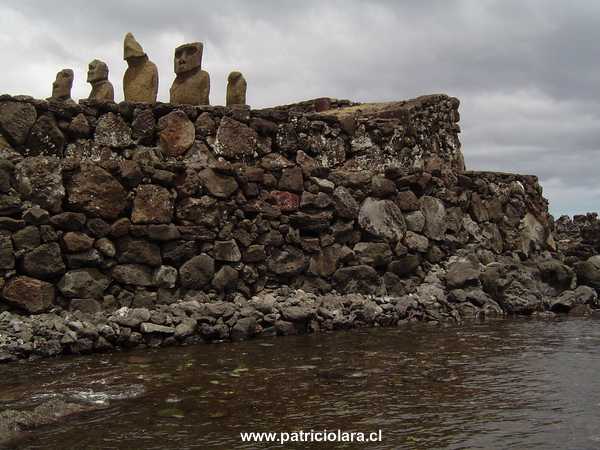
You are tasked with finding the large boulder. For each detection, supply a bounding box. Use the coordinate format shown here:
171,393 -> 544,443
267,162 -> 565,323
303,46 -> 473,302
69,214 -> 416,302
66,162 -> 127,220
198,168 -> 238,198
25,115 -> 65,156
112,264 -> 154,287
22,243 -> 66,279
58,268 -> 111,299
131,184 -> 174,224
179,253 -> 215,289
358,197 -> 406,241
15,156 -> 65,213
446,260 -> 481,289
308,245 -> 345,277
353,242 -> 392,267
333,186 -> 359,219
158,110 -> 195,157
420,196 -> 446,240
2,276 -> 54,313
117,237 -> 162,267
94,112 -> 133,148
268,247 -> 306,276
576,255 -> 600,289
0,101 -> 37,146
214,240 -> 242,262
333,265 -> 381,294
214,116 -> 259,160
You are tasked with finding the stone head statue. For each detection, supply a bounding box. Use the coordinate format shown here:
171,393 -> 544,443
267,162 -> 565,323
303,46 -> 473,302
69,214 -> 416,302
87,59 -> 108,83
169,41 -> 210,106
50,69 -> 74,102
226,71 -> 247,107
124,32 -> 146,60
87,59 -> 114,102
174,42 -> 203,75
123,32 -> 158,103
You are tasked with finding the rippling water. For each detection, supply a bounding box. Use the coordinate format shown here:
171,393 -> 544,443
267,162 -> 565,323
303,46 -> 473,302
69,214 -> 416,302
2,317 -> 600,449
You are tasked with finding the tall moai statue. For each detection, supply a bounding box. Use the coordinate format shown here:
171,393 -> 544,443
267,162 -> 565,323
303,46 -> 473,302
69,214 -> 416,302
87,59 -> 114,102
226,71 -> 247,106
169,42 -> 210,105
48,69 -> 75,104
123,32 -> 159,103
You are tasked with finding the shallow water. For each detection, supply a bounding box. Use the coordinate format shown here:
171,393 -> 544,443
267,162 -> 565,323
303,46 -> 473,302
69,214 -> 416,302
2,317 -> 600,449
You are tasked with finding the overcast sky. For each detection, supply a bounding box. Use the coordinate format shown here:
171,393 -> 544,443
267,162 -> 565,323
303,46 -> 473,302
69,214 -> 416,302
0,0 -> 599,217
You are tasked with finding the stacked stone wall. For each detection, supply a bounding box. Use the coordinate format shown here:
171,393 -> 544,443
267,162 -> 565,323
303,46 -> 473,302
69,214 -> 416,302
0,93 -> 554,315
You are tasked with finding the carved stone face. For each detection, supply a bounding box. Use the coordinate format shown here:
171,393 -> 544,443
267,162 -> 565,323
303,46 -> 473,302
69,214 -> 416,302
174,43 -> 203,75
87,60 -> 108,83
52,69 -> 73,99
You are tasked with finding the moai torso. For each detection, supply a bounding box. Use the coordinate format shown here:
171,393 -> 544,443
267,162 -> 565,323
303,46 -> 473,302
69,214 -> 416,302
124,57 -> 159,103
170,68 -> 210,105
226,71 -> 247,106
87,60 -> 114,102
89,81 -> 115,102
169,42 -> 210,105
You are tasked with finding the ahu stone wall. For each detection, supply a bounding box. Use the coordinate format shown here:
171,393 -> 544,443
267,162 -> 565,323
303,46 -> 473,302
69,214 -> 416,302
0,93 -> 554,315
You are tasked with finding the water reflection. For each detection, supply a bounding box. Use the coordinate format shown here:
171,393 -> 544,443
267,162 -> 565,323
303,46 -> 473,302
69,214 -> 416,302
2,317 -> 600,449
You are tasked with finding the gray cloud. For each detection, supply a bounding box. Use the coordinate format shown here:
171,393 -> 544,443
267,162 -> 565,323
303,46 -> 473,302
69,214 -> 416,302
0,0 -> 598,216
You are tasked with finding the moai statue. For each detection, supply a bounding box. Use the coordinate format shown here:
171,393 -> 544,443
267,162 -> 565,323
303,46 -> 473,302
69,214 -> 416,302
87,59 -> 114,102
169,42 -> 210,105
226,71 -> 247,106
123,32 -> 159,103
48,69 -> 75,104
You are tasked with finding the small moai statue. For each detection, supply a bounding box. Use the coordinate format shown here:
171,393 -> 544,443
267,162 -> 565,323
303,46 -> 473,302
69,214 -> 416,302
87,59 -> 114,102
169,42 -> 210,105
48,69 -> 75,104
123,32 -> 159,103
226,71 -> 247,107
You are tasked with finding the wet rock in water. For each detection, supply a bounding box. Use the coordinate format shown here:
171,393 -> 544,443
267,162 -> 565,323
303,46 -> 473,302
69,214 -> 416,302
0,399 -> 97,446
2,275 -> 55,313
231,317 -> 257,341
550,285 -> 598,313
